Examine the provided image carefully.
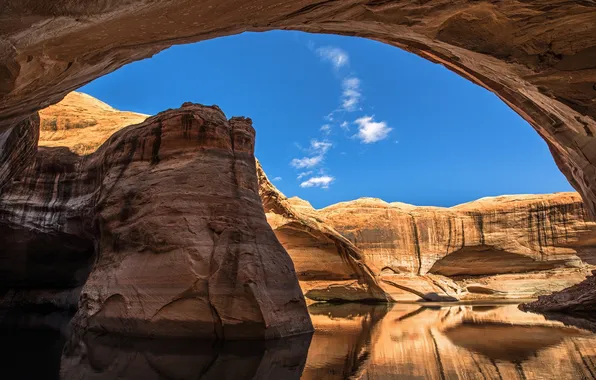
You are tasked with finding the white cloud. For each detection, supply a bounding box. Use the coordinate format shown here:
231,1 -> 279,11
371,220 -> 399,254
316,46 -> 349,69
272,176 -> 282,182
341,77 -> 362,111
290,140 -> 332,169
300,175 -> 335,189
320,124 -> 331,134
291,156 -> 323,169
310,139 -> 332,154
354,116 -> 392,143
340,121 -> 349,131
297,171 -> 313,180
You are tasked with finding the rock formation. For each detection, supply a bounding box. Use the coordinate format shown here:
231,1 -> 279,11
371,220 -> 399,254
303,303 -> 596,380
257,162 -> 388,302
38,91 -> 148,154
521,271 -> 596,314
320,195 -> 596,301
257,168 -> 596,302
0,102 -> 313,339
2,0 -> 596,316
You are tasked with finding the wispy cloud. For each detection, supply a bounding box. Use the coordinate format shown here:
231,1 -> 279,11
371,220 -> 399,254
316,46 -> 349,69
297,171 -> 313,180
354,116 -> 392,143
320,124 -> 331,135
272,176 -> 282,182
290,139 -> 332,169
300,175 -> 335,189
310,139 -> 332,154
291,156 -> 323,169
340,121 -> 350,131
341,77 -> 362,111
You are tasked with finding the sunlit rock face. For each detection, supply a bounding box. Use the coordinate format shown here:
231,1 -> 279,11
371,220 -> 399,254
257,162 -> 389,302
304,303 -> 596,380
258,168 -> 596,302
2,1 -> 596,314
0,102 -> 312,339
320,195 -> 596,300
38,92 -> 148,154
1,1 -> 596,221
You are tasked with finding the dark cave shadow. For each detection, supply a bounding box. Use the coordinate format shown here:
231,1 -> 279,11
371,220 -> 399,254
60,329 -> 313,380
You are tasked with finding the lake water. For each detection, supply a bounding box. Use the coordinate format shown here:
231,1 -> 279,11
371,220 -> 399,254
2,303 -> 595,379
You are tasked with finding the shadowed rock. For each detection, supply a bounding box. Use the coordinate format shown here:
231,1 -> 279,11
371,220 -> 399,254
0,103 -> 313,339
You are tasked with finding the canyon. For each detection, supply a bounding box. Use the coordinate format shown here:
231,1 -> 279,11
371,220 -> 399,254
2,93 -> 595,338
259,159 -> 596,303
0,95 -> 312,339
2,2 -> 596,315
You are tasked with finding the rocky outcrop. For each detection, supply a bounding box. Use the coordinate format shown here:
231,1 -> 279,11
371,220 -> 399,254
258,176 -> 596,301
320,195 -> 596,301
521,270 -> 596,314
2,1 -> 596,317
0,102 -> 312,339
257,162 -> 388,302
38,91 -> 148,154
1,1 -> 596,221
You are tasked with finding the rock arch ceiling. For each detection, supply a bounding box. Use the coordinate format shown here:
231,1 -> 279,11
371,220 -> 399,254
1,1 -> 596,215
1,0 -> 596,336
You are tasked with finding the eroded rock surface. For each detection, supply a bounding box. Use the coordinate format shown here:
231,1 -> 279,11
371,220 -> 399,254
38,91 -> 148,154
258,169 -> 596,302
521,270 -> 596,314
320,195 -> 596,301
257,162 -> 388,302
2,1 -> 596,316
0,102 -> 312,339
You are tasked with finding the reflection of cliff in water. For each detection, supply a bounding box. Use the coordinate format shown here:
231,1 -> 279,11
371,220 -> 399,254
60,331 -> 312,380
306,303 -> 596,380
3,303 -> 596,379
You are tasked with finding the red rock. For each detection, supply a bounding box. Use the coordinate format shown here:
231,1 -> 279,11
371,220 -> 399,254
0,103 -> 313,339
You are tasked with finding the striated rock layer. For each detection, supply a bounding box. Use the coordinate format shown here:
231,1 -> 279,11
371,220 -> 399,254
319,195 -> 596,301
2,1 -> 596,315
257,162 -> 388,302
0,102 -> 312,339
257,168 -> 596,302
38,91 -> 148,155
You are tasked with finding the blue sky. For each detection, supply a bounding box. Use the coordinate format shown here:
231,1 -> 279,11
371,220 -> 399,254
80,31 -> 573,209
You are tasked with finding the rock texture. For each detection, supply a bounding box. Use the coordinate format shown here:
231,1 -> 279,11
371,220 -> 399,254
319,195 -> 596,301
304,303 -> 596,380
1,1 -> 596,219
257,162 -> 388,302
258,168 -> 596,302
38,91 -> 148,154
521,270 -> 596,313
2,0 -> 596,315
0,102 -> 312,339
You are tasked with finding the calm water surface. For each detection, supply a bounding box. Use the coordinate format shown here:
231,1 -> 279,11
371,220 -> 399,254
2,303 -> 595,379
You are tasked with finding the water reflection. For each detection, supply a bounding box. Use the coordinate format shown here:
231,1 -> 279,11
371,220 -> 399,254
305,303 -> 596,379
2,303 -> 596,379
60,332 -> 312,379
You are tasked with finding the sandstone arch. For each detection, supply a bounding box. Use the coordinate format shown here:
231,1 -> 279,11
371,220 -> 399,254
2,1 -> 596,330
2,1 -> 596,217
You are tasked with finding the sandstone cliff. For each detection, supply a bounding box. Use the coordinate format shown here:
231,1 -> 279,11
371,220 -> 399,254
0,102 -> 312,339
38,92 -> 148,155
257,168 -> 596,302
319,194 -> 596,301
257,162 -> 388,302
2,0 -> 596,320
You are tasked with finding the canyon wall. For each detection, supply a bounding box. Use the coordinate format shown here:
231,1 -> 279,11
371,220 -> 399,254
0,101 -> 312,339
2,1 -> 596,313
257,169 -> 596,302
